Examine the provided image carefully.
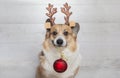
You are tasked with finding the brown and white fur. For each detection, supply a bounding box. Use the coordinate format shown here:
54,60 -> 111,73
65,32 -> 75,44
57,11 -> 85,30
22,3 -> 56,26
36,19 -> 81,78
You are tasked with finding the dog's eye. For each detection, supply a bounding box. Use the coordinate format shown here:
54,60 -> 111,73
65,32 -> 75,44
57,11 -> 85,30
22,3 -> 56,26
52,31 -> 57,36
64,31 -> 68,36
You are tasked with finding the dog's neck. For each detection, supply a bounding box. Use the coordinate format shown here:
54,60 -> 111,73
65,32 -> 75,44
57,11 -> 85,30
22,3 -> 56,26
43,40 -> 79,60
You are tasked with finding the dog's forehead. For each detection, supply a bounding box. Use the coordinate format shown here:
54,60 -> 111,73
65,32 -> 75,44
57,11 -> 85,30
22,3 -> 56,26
51,24 -> 72,32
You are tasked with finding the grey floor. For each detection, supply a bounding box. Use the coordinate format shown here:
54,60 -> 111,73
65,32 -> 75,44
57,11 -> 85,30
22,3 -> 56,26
0,0 -> 120,78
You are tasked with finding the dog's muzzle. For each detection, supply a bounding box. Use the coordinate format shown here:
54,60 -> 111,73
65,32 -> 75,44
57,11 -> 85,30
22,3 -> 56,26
52,36 -> 67,47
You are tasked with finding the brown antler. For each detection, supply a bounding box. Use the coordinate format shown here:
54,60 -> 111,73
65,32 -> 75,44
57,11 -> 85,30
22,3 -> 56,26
46,4 -> 57,25
61,3 -> 72,25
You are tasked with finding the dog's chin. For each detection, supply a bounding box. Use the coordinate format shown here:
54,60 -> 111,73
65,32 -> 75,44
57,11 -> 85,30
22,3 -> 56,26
55,45 -> 65,47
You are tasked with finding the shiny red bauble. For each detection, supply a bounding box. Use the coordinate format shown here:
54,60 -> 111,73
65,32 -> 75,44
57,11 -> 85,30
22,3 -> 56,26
53,59 -> 68,73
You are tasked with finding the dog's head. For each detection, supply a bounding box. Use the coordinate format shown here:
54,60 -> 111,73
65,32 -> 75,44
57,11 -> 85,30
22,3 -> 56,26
45,19 -> 80,48
43,3 -> 80,51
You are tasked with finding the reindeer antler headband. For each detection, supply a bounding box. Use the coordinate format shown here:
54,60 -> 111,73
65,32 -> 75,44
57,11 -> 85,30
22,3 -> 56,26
46,3 -> 74,26
61,3 -> 72,25
46,3 -> 57,25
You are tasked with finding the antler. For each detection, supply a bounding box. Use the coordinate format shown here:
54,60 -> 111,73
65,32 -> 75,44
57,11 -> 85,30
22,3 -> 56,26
61,3 -> 72,25
46,4 -> 57,25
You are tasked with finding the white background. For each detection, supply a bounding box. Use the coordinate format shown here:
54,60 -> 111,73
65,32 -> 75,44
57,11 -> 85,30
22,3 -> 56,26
0,0 -> 120,78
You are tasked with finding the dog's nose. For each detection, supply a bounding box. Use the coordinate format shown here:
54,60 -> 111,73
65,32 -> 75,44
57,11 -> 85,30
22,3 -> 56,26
57,39 -> 63,45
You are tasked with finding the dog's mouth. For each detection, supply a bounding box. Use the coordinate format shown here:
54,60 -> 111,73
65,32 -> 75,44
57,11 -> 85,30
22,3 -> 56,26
52,40 -> 56,46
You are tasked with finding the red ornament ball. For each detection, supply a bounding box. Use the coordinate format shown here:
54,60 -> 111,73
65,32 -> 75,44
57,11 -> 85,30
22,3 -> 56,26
53,59 -> 68,73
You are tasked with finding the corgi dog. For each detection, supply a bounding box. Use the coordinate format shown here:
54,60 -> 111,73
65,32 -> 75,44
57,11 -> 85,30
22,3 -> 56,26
36,3 -> 81,78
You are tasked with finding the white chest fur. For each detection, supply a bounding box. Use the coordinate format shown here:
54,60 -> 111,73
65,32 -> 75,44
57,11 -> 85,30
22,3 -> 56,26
42,45 -> 81,78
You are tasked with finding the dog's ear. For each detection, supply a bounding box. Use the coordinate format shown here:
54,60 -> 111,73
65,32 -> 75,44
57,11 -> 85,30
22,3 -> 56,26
69,21 -> 80,35
45,19 -> 52,38
45,19 -> 53,31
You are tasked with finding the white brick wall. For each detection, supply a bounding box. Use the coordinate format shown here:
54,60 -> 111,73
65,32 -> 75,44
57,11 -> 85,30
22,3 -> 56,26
0,0 -> 120,78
